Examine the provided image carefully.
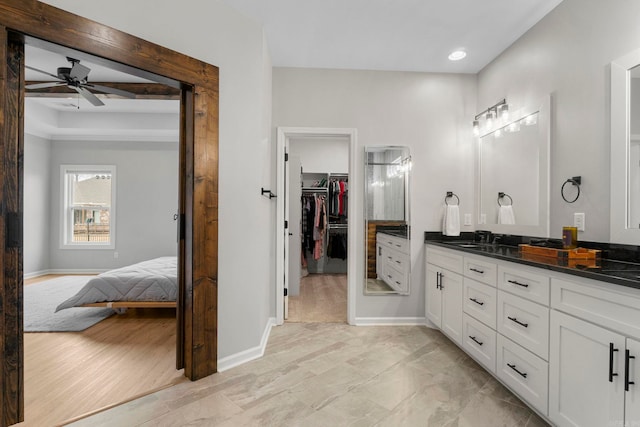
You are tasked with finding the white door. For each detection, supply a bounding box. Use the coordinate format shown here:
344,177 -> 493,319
441,270 -> 463,345
425,263 -> 442,327
549,310 -> 625,427
287,155 -> 302,300
626,337 -> 640,425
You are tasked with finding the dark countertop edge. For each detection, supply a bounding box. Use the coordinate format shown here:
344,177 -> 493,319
424,240 -> 640,291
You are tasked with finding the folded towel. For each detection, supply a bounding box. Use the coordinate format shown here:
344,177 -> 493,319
498,205 -> 516,225
443,205 -> 460,236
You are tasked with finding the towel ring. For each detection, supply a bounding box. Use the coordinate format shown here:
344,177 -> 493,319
445,191 -> 460,206
497,192 -> 513,207
561,176 -> 581,203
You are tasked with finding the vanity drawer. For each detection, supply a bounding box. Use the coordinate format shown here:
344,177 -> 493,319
498,264 -> 550,306
378,232 -> 408,254
383,262 -> 408,293
498,291 -> 549,360
383,247 -> 409,272
426,247 -> 463,274
463,313 -> 496,373
464,256 -> 497,287
497,334 -> 549,416
463,278 -> 497,329
551,276 -> 640,341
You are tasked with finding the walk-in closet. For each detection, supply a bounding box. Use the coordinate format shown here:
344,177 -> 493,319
286,136 -> 349,323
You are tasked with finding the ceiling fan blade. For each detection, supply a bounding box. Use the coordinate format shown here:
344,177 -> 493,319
25,81 -> 66,90
72,86 -> 104,106
87,84 -> 136,99
25,65 -> 61,80
70,62 -> 91,82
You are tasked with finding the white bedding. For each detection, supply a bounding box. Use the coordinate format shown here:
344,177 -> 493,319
55,256 -> 177,312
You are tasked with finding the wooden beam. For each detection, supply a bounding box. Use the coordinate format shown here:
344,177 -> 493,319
25,82 -> 181,100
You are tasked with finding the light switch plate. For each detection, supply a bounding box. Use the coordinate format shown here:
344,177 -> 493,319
464,213 -> 472,226
574,213 -> 585,231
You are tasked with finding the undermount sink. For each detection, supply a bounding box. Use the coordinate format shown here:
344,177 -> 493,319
456,244 -> 482,248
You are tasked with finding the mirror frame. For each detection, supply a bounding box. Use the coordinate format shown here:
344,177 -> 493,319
475,95 -> 551,237
611,49 -> 640,244
363,145 -> 411,295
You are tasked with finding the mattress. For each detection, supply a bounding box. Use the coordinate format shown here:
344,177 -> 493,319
55,256 -> 178,312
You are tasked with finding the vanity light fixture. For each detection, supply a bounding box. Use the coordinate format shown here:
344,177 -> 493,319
472,98 -> 508,136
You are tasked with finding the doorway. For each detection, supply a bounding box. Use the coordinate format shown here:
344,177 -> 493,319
275,127 -> 358,325
0,3 -> 218,425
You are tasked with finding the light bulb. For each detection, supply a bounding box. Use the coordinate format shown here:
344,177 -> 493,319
499,103 -> 509,121
472,120 -> 480,136
485,110 -> 495,129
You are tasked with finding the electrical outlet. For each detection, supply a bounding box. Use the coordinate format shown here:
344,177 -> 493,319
114,251 -> 119,259
464,213 -> 472,226
574,213 -> 585,231
480,214 -> 486,224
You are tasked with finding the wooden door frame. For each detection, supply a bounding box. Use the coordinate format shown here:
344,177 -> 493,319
0,1 -> 219,425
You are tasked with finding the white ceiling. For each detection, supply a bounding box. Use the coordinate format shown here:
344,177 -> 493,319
221,0 -> 564,73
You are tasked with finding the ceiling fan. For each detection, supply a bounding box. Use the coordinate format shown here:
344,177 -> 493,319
25,57 -> 136,106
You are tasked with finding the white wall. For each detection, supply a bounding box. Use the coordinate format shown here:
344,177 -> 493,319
290,137 -> 349,174
41,0 -> 275,360
24,134 -> 51,276
273,68 -> 477,319
48,141 -> 179,270
478,0 -> 640,242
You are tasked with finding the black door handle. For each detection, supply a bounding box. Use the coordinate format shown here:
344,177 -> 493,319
626,349 -> 636,391
469,268 -> 485,274
508,279 -> 529,288
507,363 -> 527,378
469,335 -> 483,346
507,316 -> 528,328
610,343 -> 619,382
469,297 -> 484,306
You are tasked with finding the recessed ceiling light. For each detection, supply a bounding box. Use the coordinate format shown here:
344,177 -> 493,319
448,50 -> 467,61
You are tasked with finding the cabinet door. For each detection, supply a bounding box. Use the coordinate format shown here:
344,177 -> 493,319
441,270 -> 463,345
425,263 -> 442,328
549,310 -> 625,427
626,337 -> 640,426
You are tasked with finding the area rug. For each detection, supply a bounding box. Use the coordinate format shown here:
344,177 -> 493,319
24,276 -> 114,332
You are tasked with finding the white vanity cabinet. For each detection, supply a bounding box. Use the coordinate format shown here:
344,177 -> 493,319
426,247 -> 464,344
376,233 -> 410,293
549,276 -> 640,427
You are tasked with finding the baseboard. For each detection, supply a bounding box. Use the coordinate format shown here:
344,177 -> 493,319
354,317 -> 427,326
24,269 -> 51,280
47,269 -> 109,275
217,316 -> 276,372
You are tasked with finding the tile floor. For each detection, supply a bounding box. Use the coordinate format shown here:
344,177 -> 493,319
70,323 -> 551,426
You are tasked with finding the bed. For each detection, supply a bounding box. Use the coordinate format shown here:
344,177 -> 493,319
55,256 -> 178,312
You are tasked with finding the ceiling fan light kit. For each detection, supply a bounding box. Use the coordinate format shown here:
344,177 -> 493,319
25,57 -> 136,107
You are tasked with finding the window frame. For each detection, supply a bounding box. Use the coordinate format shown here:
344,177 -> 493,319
60,164 -> 116,250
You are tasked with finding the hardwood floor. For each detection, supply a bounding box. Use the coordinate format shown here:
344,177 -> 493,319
287,273 -> 347,323
18,276 -> 185,427
68,323 -> 550,426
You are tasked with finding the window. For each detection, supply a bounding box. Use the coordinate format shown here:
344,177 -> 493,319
61,165 -> 116,249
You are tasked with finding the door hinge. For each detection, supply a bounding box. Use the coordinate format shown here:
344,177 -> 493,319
285,152 -> 289,162
284,288 -> 288,296
285,220 -> 288,229
6,212 -> 21,248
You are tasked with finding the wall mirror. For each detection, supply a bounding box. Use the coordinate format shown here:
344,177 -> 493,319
476,96 -> 551,237
364,146 -> 411,295
611,49 -> 640,244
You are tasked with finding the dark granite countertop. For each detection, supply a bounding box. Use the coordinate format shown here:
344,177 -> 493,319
377,225 -> 409,239
424,231 -> 640,291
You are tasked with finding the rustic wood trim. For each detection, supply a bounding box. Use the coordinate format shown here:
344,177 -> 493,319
0,1 -> 219,422
25,82 -> 181,100
1,30 -> 25,426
